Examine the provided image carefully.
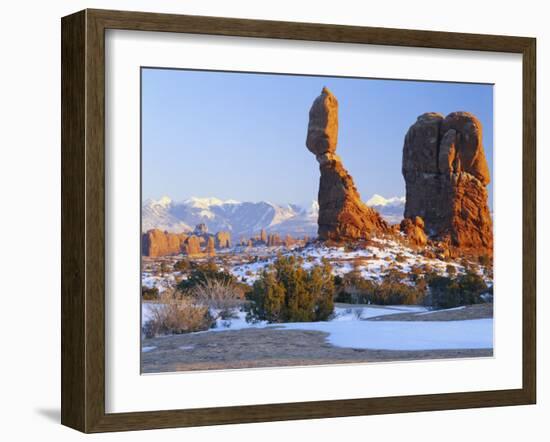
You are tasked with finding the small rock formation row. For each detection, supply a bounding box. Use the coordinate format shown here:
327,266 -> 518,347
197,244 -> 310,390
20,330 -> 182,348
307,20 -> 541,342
142,226 -> 231,257
402,112 -> 493,254
306,87 -> 388,241
141,230 -> 188,258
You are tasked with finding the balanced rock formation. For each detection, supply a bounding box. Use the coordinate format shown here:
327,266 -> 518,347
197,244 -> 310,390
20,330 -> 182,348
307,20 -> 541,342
142,229 -> 188,257
306,87 -> 388,241
402,112 -> 492,254
400,216 -> 427,246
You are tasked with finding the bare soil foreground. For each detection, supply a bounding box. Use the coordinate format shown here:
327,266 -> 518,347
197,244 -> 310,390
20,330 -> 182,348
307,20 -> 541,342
141,304 -> 493,374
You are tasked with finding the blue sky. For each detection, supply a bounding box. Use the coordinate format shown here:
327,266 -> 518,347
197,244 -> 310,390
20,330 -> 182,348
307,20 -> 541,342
142,68 -> 493,208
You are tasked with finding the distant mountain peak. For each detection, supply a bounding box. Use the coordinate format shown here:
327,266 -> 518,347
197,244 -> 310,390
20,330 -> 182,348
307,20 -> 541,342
142,194 -> 406,237
142,196 -> 317,238
366,194 -> 406,207
182,196 -> 241,209
157,195 -> 172,207
364,194 -> 406,224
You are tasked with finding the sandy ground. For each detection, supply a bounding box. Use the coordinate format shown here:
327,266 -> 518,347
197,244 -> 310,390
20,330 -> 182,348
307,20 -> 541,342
141,325 -> 493,373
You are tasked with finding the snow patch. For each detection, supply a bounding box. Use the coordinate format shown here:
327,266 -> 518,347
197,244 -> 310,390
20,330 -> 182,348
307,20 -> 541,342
280,319 -> 492,350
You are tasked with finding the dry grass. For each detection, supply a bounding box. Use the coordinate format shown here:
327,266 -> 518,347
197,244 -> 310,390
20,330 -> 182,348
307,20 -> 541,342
145,291 -> 212,337
192,278 -> 243,316
144,278 -> 246,337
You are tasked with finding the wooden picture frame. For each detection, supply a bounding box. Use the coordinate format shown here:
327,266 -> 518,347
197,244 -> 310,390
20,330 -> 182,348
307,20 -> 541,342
61,8 -> 536,433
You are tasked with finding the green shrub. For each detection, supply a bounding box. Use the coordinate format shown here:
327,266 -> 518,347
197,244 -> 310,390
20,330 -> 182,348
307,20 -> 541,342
395,254 -> 407,263
141,286 -> 159,300
248,270 -> 286,322
373,277 -> 425,305
335,270 -> 425,306
427,270 -> 487,309
334,270 -> 376,304
177,261 -> 236,293
457,270 -> 488,304
344,243 -> 356,253
426,276 -> 460,309
478,254 -> 491,267
247,255 -> 334,323
446,264 -> 457,276
173,259 -> 191,271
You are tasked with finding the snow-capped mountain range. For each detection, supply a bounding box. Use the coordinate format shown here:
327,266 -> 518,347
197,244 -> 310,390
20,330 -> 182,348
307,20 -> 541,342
142,195 -> 405,237
365,194 -> 407,224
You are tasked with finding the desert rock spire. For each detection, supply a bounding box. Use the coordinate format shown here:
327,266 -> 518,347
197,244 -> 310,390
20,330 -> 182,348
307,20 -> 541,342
306,87 -> 388,241
402,111 -> 493,254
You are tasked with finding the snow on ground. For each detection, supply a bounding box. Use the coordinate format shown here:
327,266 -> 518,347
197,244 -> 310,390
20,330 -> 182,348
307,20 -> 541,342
142,346 -> 157,352
141,239 -> 490,297
142,272 -> 177,293
141,304 -> 426,325
142,303 -> 154,323
228,240 -> 480,285
280,318 -> 493,350
142,303 -> 493,351
416,306 -> 466,316
331,305 -> 427,320
141,241 -> 492,351
212,312 -> 267,331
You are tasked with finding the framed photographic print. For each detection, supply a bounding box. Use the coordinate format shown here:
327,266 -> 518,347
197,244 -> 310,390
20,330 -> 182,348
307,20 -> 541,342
61,9 -> 536,433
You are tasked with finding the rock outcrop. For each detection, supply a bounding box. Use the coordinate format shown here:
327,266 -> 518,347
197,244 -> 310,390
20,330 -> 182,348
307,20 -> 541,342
185,235 -> 201,256
400,216 -> 427,246
194,223 -> 208,235
215,231 -> 231,249
267,233 -> 281,247
205,236 -> 216,256
306,87 -> 388,241
142,227 -> 234,257
142,229 -> 188,257
402,112 -> 492,254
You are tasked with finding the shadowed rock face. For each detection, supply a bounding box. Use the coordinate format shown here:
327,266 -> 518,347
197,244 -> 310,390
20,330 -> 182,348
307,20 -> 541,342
402,112 -> 493,254
306,88 -> 388,241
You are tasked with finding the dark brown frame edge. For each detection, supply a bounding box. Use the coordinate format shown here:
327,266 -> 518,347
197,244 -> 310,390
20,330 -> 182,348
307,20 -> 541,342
61,8 -> 536,433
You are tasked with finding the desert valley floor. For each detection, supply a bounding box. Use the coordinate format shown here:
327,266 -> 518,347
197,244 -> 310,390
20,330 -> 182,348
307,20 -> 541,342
142,303 -> 493,373
141,239 -> 493,373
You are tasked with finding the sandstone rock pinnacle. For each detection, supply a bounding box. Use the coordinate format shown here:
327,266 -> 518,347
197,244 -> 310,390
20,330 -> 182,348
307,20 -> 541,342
402,112 -> 493,254
306,88 -> 388,241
